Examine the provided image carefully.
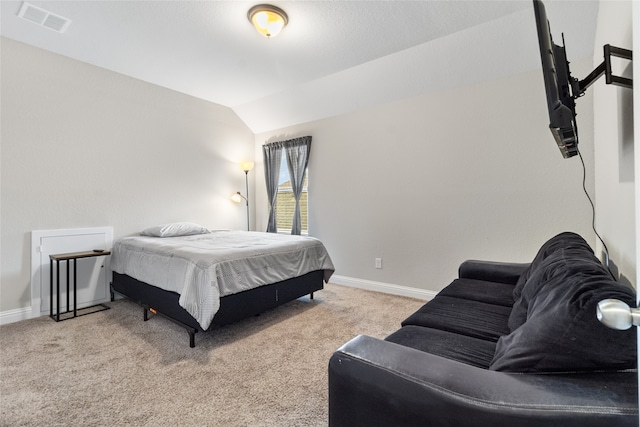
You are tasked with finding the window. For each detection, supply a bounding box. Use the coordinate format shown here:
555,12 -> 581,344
263,136 -> 311,235
276,156 -> 308,233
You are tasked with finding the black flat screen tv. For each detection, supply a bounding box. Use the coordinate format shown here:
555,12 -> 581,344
533,0 -> 579,158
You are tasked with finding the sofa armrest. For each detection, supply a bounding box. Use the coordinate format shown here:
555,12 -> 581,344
329,335 -> 637,427
458,260 -> 530,285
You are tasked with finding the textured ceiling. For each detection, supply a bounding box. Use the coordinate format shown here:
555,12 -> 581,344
0,1 -> 599,133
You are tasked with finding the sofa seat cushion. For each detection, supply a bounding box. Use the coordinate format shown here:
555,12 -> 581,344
385,325 -> 497,369
401,296 -> 511,342
438,278 -> 515,307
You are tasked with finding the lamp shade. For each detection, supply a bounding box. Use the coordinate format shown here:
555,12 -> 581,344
248,4 -> 288,38
231,192 -> 245,203
240,161 -> 254,172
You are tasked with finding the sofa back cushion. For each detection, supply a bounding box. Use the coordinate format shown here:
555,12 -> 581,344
490,249 -> 636,373
509,232 -> 597,332
512,232 -> 593,303
509,249 -> 595,331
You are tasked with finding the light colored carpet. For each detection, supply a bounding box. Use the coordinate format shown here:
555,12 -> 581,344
0,283 -> 425,426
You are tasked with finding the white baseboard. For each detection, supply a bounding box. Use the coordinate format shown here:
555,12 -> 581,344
0,306 -> 34,325
330,275 -> 436,301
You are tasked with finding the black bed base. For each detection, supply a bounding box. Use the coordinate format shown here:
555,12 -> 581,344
111,270 -> 324,347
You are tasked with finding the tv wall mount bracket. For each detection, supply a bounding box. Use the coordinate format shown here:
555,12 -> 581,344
574,44 -> 632,98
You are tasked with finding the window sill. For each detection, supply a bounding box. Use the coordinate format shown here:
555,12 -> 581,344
276,230 -> 309,236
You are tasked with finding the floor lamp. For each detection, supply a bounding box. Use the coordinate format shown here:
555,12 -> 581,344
233,161 -> 253,231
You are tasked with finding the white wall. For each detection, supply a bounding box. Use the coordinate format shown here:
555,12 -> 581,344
635,0 -> 640,294
593,1 -> 635,287
254,61 -> 597,294
0,37 -> 255,313
4,0 -> 632,313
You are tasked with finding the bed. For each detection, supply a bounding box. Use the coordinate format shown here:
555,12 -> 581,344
110,223 -> 335,347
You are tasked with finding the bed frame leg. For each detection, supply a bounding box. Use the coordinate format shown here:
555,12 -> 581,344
142,304 -> 197,347
310,292 -> 314,300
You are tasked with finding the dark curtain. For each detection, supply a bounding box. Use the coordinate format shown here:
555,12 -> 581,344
262,141 -> 283,233
284,136 -> 312,235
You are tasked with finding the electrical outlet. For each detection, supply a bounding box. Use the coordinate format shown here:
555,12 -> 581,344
375,258 -> 382,269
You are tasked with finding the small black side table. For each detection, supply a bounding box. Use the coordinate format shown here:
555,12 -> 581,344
49,250 -> 111,321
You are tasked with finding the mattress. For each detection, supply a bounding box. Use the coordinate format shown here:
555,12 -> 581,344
111,230 -> 335,329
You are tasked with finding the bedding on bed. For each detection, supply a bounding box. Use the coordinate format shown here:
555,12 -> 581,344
111,230 -> 335,330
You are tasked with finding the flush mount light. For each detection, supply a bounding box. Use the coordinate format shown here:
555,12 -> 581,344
247,4 -> 288,38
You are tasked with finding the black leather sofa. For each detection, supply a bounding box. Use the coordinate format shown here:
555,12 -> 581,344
329,232 -> 638,426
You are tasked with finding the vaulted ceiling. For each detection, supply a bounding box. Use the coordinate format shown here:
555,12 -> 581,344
1,1 -> 599,133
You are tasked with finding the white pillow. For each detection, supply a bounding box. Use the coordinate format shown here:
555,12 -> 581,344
140,222 -> 210,238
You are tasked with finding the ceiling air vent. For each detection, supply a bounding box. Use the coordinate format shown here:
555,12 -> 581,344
18,2 -> 71,33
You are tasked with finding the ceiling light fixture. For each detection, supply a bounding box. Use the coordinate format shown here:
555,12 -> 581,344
247,4 -> 288,38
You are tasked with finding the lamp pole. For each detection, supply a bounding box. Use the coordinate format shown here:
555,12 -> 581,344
240,162 -> 254,232
244,169 -> 250,231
